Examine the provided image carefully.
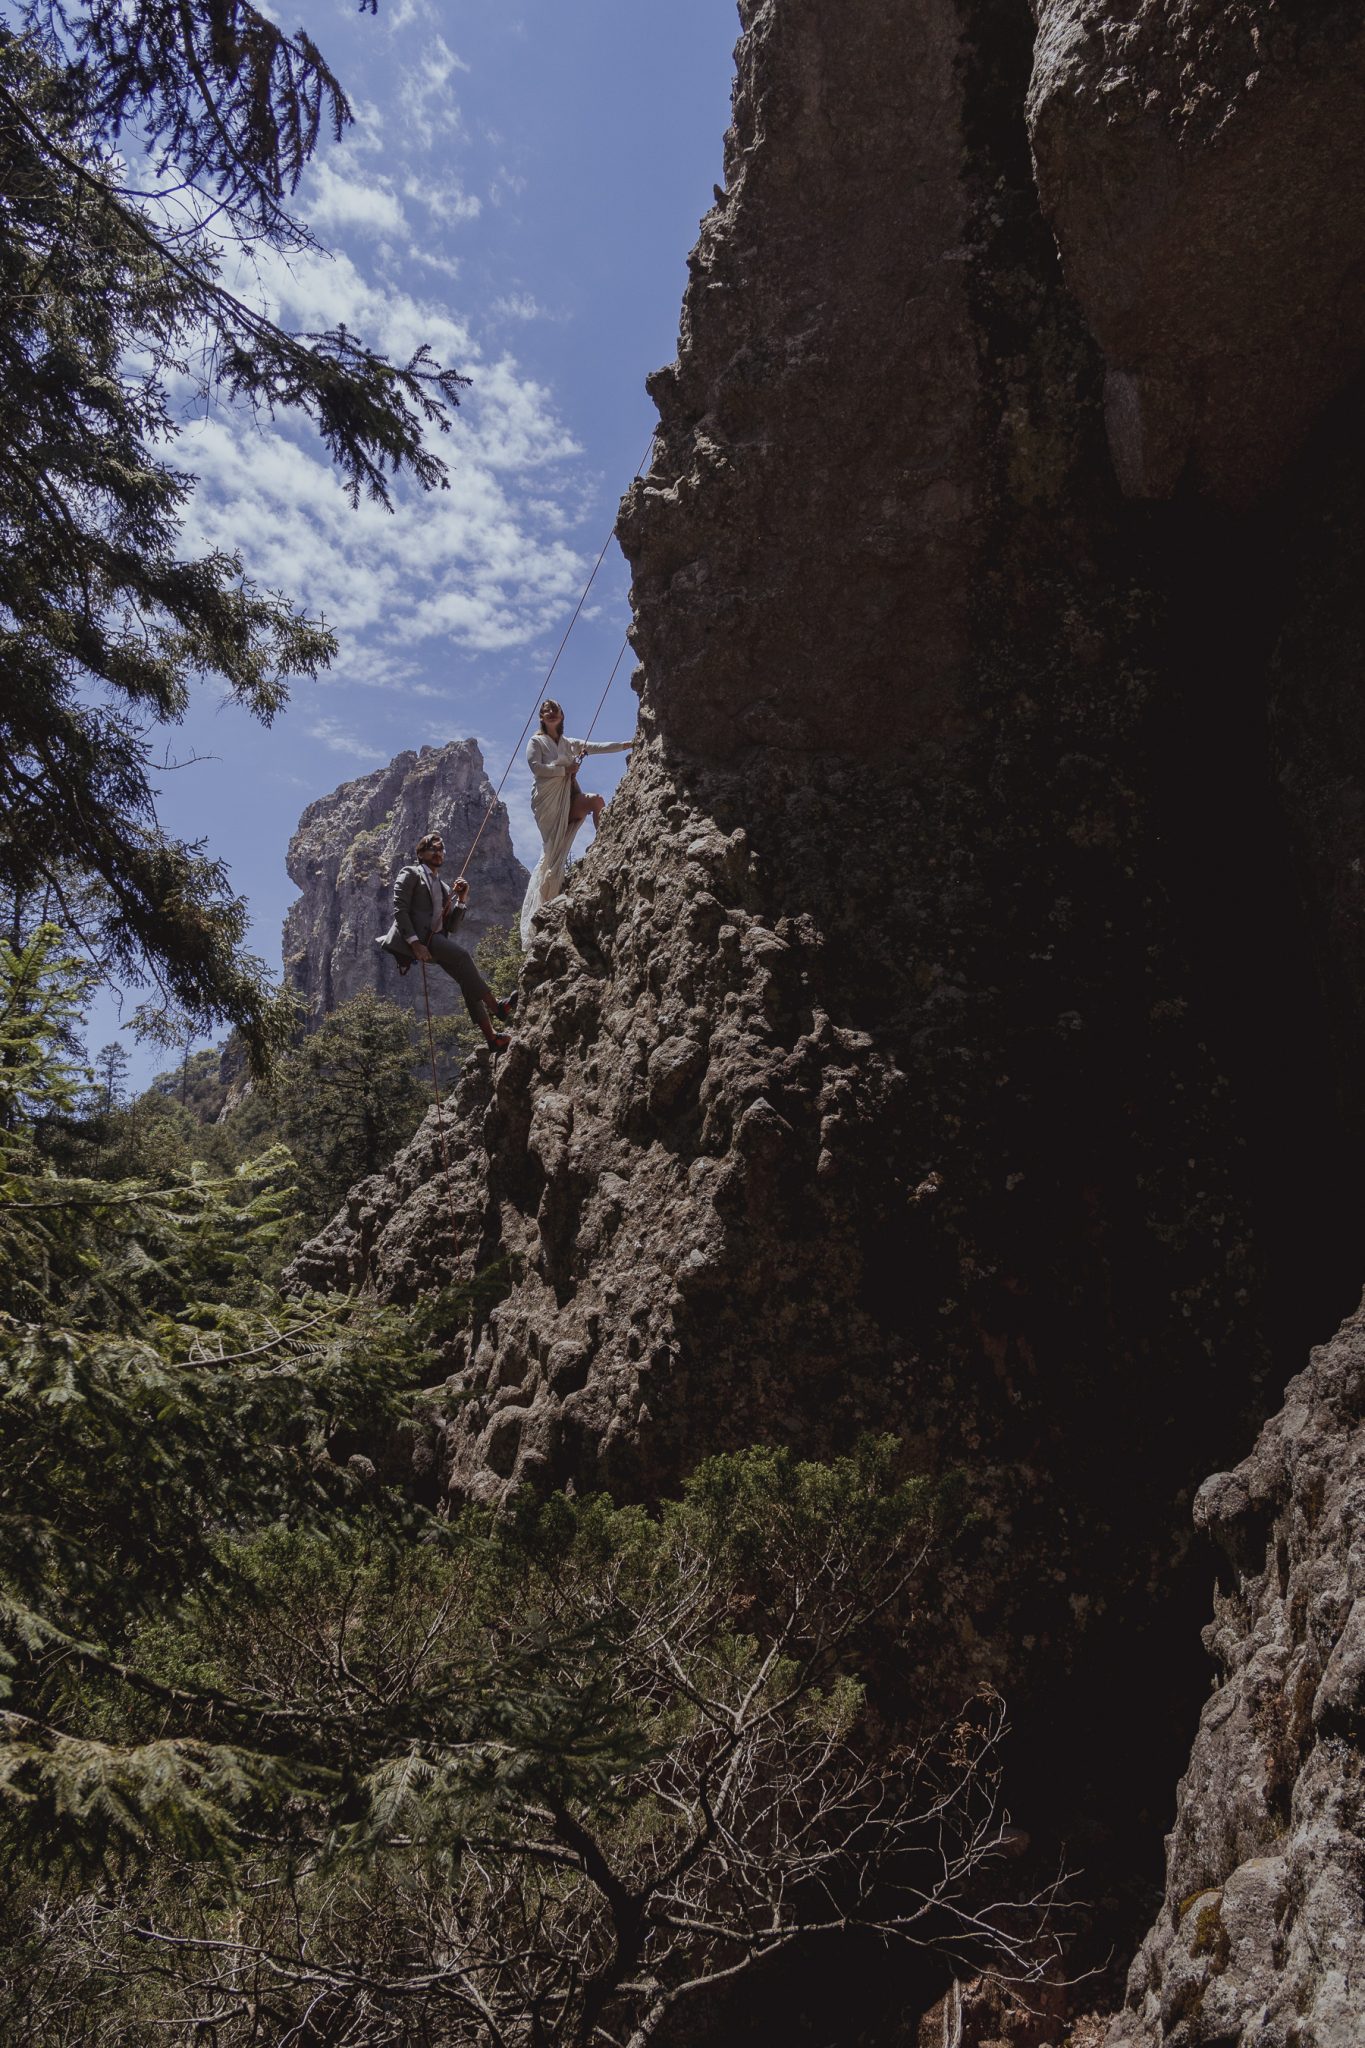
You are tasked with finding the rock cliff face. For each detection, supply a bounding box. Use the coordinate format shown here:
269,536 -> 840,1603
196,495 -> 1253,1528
288,1 -> 1365,2038
1028,0 -> 1365,505
1109,1309 -> 1365,2048
282,741 -> 527,1025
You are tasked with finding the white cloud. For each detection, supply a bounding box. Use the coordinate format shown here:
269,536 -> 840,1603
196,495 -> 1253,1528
524,493 -> 575,532
399,37 -> 469,150
487,166 -> 528,207
306,161 -> 407,241
404,173 -> 481,224
150,50 -> 637,863
409,246 -> 462,281
337,644 -> 423,693
170,245 -> 590,710
308,717 -> 387,762
492,291 -> 550,322
385,0 -> 434,32
338,98 -> 386,157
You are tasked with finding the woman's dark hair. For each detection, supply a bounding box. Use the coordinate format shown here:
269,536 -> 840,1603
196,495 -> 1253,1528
539,698 -> 563,734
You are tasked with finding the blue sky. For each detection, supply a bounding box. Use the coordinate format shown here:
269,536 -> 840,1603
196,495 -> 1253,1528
90,0 -> 739,1078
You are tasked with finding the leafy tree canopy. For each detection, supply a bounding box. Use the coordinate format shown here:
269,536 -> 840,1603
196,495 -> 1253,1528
0,1 -> 468,1073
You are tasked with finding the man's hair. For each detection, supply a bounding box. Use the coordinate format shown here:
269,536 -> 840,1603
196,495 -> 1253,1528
539,698 -> 563,734
415,831 -> 443,859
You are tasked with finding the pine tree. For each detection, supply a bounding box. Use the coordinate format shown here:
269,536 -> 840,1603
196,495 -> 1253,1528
0,8 -> 469,1071
477,921 -> 525,1002
0,922 -> 91,1134
91,1042 -> 129,1117
0,1436 -> 1063,2045
0,927 -> 438,1890
274,990 -> 430,1225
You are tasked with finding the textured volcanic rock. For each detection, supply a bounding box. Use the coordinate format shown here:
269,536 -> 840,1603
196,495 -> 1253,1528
1108,1303 -> 1365,2048
1028,0 -> 1365,504
282,740 -> 527,1025
288,0 -> 1365,2036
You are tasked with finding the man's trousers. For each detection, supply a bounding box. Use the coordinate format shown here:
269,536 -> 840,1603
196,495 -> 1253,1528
425,933 -> 494,1023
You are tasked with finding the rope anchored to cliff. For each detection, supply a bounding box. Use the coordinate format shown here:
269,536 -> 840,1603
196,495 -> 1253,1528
453,435 -> 654,885
417,959 -> 463,1261
390,438 -> 652,1269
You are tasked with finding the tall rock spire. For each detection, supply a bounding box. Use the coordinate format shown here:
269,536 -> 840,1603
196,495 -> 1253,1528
282,740 -> 527,1025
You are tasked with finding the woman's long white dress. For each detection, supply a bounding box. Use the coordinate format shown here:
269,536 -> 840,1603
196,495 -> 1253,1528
519,732 -> 632,943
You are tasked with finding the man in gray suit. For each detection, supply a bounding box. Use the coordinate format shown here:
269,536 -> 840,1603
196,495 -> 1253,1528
375,832 -> 516,1051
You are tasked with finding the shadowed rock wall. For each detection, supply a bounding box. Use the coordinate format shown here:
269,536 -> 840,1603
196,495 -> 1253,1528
288,2 -> 1365,2038
1029,0 -> 1365,505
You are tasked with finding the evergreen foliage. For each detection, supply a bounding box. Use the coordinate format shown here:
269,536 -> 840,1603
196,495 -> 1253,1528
126,924 -> 526,1236
274,989 -> 429,1224
0,933 -> 442,1896
0,921 -> 92,1131
0,3 -> 468,1069
0,923 -> 295,1320
475,919 -> 524,1006
92,1040 -> 130,1116
0,932 -> 1059,2041
0,1440 -> 1055,2047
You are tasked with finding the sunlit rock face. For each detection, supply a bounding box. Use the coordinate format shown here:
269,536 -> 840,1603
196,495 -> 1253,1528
282,739 -> 527,1026
288,1 -> 1365,2038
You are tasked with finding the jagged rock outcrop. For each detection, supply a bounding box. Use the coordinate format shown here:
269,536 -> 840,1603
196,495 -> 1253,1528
1109,1305 -> 1365,2048
288,1 -> 1365,2038
282,741 -> 526,1025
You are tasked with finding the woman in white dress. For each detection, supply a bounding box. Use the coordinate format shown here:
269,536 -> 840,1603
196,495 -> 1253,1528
520,697 -> 632,942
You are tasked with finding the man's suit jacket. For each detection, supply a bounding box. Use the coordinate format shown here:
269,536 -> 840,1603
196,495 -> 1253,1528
375,861 -> 467,970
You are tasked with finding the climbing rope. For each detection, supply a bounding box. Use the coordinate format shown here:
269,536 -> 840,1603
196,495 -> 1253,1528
582,632 -> 632,746
415,435 -> 654,1268
418,957 -> 463,1260
454,434 -> 654,883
